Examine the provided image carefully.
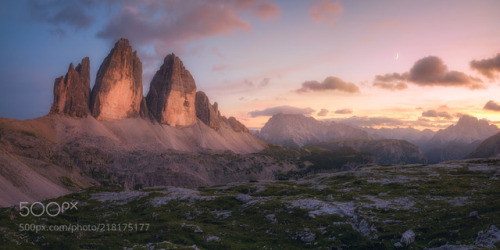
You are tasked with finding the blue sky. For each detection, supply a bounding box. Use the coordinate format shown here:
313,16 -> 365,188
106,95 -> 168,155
1,0 -> 500,130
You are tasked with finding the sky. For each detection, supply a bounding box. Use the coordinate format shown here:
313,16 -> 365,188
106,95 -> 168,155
1,0 -> 500,131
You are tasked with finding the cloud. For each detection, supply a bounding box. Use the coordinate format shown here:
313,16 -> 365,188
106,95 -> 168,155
470,53 -> 500,80
212,65 -> 229,72
372,73 -> 408,90
317,109 -> 329,116
334,109 -> 352,114
373,56 -> 485,90
438,112 -> 452,119
297,76 -> 359,93
408,56 -> 484,89
259,78 -> 270,87
249,105 -> 314,117
421,109 -> 452,119
254,2 -> 281,20
338,116 -> 405,127
421,110 -> 438,117
96,3 -> 252,48
484,100 -> 500,111
309,0 -> 343,25
28,0 -> 94,32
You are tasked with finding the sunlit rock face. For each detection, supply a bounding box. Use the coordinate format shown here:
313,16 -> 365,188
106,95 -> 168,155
146,53 -> 197,127
90,38 -> 143,120
50,57 -> 91,117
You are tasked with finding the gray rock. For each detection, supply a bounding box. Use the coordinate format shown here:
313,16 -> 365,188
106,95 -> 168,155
236,194 -> 252,203
401,229 -> 415,246
206,235 -> 220,242
266,214 -> 277,223
474,225 -> 500,248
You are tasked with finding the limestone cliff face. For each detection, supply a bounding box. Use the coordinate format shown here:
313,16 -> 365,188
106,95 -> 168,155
195,91 -> 221,130
90,38 -> 143,120
50,57 -> 90,117
146,54 -> 197,126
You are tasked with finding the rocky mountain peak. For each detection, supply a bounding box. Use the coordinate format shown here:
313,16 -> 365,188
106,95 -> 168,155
195,91 -> 221,130
146,53 -> 197,126
49,57 -> 90,118
258,113 -> 368,147
456,115 -> 485,127
429,115 -> 499,145
90,38 -> 143,120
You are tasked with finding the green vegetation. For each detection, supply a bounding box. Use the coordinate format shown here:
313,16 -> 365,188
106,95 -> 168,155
0,159 -> 499,249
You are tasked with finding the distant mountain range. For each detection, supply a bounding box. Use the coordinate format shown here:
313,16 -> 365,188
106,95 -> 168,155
255,113 -> 500,164
312,139 -> 426,165
254,113 -> 369,147
467,132 -> 500,159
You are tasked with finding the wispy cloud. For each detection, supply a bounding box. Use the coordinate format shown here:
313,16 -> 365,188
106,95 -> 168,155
317,109 -> 329,116
334,108 -> 352,114
249,105 -> 314,117
309,0 -> 342,25
338,116 -> 405,127
421,110 -> 452,119
28,0 -> 94,34
373,73 -> 408,90
254,2 -> 281,20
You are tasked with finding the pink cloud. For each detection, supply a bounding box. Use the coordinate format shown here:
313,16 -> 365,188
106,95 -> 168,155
212,65 -> 229,72
373,56 -> 486,91
470,53 -> 500,80
297,76 -> 359,93
317,109 -> 329,116
309,0 -> 343,25
97,3 -> 252,48
254,2 -> 281,20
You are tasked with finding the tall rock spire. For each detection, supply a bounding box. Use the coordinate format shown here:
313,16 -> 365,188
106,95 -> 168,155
195,91 -> 222,130
146,53 -> 197,126
50,57 -> 91,117
90,38 -> 143,120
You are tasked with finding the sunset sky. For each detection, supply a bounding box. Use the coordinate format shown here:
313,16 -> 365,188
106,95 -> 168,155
1,0 -> 500,130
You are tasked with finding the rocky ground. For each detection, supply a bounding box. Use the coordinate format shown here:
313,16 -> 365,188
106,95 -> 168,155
1,158 -> 499,249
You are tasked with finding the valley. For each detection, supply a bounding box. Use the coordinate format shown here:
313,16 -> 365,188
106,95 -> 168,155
1,159 -> 499,249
